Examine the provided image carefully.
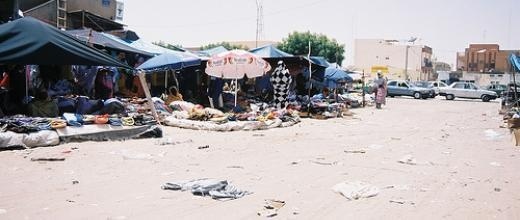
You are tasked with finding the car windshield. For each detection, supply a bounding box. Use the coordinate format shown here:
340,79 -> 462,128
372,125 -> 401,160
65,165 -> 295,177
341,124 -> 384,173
413,82 -> 430,88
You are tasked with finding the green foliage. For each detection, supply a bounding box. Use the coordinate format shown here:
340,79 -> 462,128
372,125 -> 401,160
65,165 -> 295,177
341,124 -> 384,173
152,41 -> 184,51
278,31 -> 345,64
200,42 -> 248,51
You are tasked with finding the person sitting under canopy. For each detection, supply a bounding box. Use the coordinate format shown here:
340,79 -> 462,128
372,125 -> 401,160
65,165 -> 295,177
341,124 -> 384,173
27,89 -> 59,118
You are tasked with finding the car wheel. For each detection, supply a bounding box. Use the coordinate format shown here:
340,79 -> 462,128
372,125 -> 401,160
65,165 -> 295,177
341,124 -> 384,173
482,95 -> 490,102
413,92 -> 421,99
446,94 -> 455,100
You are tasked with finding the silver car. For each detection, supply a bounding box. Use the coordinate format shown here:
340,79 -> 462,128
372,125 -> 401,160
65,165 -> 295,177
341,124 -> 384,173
387,80 -> 434,99
439,82 -> 498,102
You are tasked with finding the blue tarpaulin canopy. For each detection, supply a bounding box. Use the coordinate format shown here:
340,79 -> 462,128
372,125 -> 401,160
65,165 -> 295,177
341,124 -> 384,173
200,46 -> 229,57
309,56 -> 330,67
137,51 -> 201,72
323,65 -> 353,88
510,54 -> 520,72
249,44 -> 293,58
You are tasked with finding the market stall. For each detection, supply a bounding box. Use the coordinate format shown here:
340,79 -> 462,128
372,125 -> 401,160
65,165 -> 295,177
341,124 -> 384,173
0,17 -> 162,149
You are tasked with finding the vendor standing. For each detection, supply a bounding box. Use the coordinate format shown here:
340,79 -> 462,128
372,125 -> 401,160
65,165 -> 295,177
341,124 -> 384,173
94,68 -> 114,100
373,71 -> 387,109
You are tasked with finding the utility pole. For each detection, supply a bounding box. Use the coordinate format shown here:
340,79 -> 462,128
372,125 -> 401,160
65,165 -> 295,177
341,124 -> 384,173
255,0 -> 264,48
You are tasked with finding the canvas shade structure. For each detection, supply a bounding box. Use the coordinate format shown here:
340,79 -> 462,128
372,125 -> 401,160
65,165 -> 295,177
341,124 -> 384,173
198,46 -> 229,58
323,66 -> 353,89
205,49 -> 271,106
66,29 -> 154,57
137,51 -> 202,96
249,44 -> 293,58
130,39 -> 181,55
0,17 -> 130,68
137,51 -> 201,72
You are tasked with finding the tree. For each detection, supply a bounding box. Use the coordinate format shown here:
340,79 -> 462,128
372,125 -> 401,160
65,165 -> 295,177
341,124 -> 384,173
152,41 -> 184,51
200,42 -> 248,51
278,31 -> 345,64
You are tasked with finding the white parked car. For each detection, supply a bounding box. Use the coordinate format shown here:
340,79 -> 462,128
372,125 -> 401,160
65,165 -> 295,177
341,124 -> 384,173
429,81 -> 449,96
439,82 -> 498,102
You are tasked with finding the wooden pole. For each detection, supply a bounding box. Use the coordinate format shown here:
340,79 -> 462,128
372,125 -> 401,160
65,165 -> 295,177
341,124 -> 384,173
362,70 -> 366,107
307,41 -> 312,116
138,71 -> 160,125
513,71 -> 518,107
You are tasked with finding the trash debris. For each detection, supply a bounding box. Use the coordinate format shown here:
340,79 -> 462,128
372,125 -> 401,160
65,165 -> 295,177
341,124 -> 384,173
389,198 -> 415,205
197,145 -> 210,149
162,178 -> 251,201
155,138 -> 193,146
389,199 -> 405,204
310,160 -> 338,166
494,187 -> 501,192
397,155 -> 417,165
344,150 -> 366,154
489,162 -> 502,167
332,181 -> 379,200
30,157 -> 66,162
253,134 -> 265,137
484,129 -> 503,141
257,199 -> 286,217
66,199 -> 75,203
226,165 -> 244,169
72,180 -> 79,185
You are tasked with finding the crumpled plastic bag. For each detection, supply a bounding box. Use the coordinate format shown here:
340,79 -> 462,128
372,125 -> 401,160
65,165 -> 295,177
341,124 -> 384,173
162,178 -> 250,200
0,131 -> 26,148
332,181 -> 379,200
23,130 -> 59,148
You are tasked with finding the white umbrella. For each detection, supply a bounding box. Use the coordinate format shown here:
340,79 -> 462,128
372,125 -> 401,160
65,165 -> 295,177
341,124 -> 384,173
205,49 -> 271,106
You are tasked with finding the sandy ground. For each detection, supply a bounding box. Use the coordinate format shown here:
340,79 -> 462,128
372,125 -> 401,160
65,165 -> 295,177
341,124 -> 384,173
0,97 -> 519,220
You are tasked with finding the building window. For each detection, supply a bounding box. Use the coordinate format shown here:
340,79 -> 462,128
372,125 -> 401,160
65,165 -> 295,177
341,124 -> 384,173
498,74 -> 503,77
102,0 -> 110,7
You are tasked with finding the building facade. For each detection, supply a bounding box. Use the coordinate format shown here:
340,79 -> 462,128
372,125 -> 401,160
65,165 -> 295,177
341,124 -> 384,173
453,44 -> 520,86
354,39 -> 433,80
456,44 -> 520,73
20,0 -> 125,31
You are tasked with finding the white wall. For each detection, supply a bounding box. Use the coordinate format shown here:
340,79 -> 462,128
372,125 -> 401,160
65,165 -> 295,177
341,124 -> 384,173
354,39 -> 424,80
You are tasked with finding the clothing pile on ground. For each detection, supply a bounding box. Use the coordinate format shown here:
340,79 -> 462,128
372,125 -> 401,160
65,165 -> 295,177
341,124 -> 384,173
163,100 -> 301,131
162,178 -> 251,201
0,96 -> 163,149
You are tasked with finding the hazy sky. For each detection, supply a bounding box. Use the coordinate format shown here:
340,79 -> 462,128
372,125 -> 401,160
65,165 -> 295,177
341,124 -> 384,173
122,0 -> 519,67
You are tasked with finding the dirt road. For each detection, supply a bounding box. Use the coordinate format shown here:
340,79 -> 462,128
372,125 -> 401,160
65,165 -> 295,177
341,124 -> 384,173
0,97 -> 518,219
